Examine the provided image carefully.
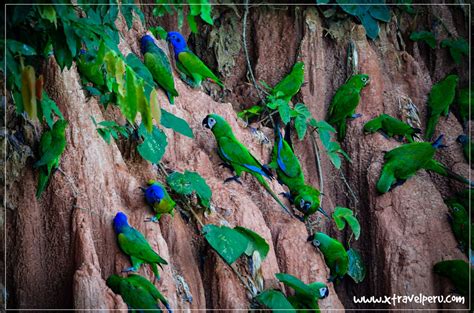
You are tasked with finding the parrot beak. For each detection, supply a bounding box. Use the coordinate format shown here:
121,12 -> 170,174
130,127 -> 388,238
318,207 -> 330,218
202,116 -> 210,129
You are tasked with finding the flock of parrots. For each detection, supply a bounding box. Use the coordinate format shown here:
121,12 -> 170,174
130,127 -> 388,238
32,29 -> 472,311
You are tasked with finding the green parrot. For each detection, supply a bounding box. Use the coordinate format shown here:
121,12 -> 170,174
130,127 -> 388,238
425,74 -> 459,140
363,114 -> 421,143
327,74 -> 370,141
202,114 -> 291,216
376,135 -> 473,194
445,199 -> 472,258
113,212 -> 168,280
457,86 -> 472,125
141,35 -> 179,104
270,61 -> 305,103
142,180 -> 176,222
456,134 -> 473,164
167,31 -> 223,88
34,119 -> 68,198
448,189 -> 473,214
276,273 -> 329,312
106,274 -> 172,312
309,232 -> 349,282
434,260 -> 472,298
268,124 -> 328,220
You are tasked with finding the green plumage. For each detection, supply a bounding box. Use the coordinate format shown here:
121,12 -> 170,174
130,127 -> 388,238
143,41 -> 178,104
203,114 -> 291,216
177,51 -> 223,88
270,62 -> 305,103
327,74 -> 370,141
276,273 -> 328,312
34,119 -> 68,198
147,180 -> 176,220
458,86 -> 472,124
425,75 -> 459,140
364,114 -> 421,143
433,260 -> 472,298
445,199 -> 472,258
457,135 -> 473,164
312,232 -> 349,282
376,140 -> 473,194
106,274 -> 170,312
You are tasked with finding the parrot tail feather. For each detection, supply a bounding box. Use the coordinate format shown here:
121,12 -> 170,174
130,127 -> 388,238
425,113 -> 439,140
36,170 -> 50,198
166,91 -> 175,105
255,174 -> 292,216
376,168 -> 396,194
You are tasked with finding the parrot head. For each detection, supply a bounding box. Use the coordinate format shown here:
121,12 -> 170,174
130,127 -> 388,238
311,232 -> 332,251
140,34 -> 155,54
445,74 -> 459,84
106,274 -> 123,293
113,212 -> 130,233
202,114 -> 233,135
448,202 -> 467,219
308,282 -> 329,299
167,31 -> 187,54
292,61 -> 305,73
457,134 -> 469,145
294,186 -> 328,218
144,183 -> 165,205
348,74 -> 370,89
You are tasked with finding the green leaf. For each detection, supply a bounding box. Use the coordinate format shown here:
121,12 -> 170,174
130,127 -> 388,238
38,5 -> 57,27
328,152 -> 342,169
166,170 -> 211,207
359,10 -> 380,40
278,102 -> 291,124
347,248 -> 366,283
40,92 -> 64,128
187,14 -> 198,34
200,1 -> 214,25
314,120 -> 336,132
202,224 -> 250,265
255,290 -> 295,312
150,26 -> 168,40
441,38 -> 469,64
295,115 -> 308,140
167,171 -> 194,195
6,39 -> 37,56
317,0 -> 331,4
161,109 -> 194,138
332,207 -> 361,240
237,105 -> 264,122
137,124 -> 167,164
276,273 -> 313,297
294,103 -> 311,118
234,226 -> 270,260
409,31 -> 436,49
125,53 -> 154,86
119,66 -> 139,123
369,5 -> 390,22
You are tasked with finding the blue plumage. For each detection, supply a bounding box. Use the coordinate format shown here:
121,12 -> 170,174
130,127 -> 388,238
113,211 -> 129,234
140,35 -> 155,54
145,184 -> 165,206
166,31 -> 188,57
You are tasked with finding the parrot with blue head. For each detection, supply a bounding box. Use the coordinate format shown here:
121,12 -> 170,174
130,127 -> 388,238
268,123 -> 328,220
202,113 -> 291,216
376,135 -> 474,194
107,273 -> 172,313
166,31 -> 223,88
141,34 -> 178,104
142,180 -> 176,222
113,212 -> 168,280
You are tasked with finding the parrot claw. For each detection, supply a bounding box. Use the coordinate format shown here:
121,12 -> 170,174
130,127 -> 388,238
390,179 -> 406,190
379,130 -> 390,139
121,266 -> 137,273
279,192 -> 293,201
351,113 -> 362,119
224,176 -> 242,185
219,162 -> 234,171
144,216 -> 159,223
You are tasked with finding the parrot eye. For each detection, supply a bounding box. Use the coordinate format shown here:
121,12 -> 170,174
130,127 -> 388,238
319,287 -> 328,298
314,240 -> 321,247
453,207 -> 459,211
362,77 -> 367,82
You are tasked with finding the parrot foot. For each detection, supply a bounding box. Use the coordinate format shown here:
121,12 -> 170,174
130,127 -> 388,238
279,192 -> 294,202
390,179 -> 406,190
379,130 -> 390,139
144,216 -> 160,223
224,175 -> 242,185
219,162 -> 234,171
351,113 -> 362,119
396,135 -> 404,142
121,266 -> 137,273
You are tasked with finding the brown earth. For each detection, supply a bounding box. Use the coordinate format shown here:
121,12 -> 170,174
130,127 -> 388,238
4,3 -> 470,311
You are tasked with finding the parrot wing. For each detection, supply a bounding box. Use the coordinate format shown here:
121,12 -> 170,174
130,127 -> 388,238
272,73 -> 301,99
328,86 -> 360,123
178,51 -> 223,87
219,136 -> 272,178
119,279 -> 162,312
144,51 -> 178,97
128,274 -> 169,305
118,229 -> 168,265
276,129 -> 301,178
34,134 -> 65,168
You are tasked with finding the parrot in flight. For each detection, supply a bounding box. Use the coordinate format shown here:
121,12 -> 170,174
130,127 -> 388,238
142,180 -> 176,222
327,74 -> 370,141
269,61 -> 305,103
445,199 -> 472,260
425,74 -> 458,140
308,232 -> 349,282
107,273 -> 172,313
202,114 -> 291,216
276,273 -> 329,311
363,114 -> 421,143
268,123 -> 328,220
141,34 -> 179,104
166,31 -> 223,88
376,135 -> 473,193
113,212 -> 168,280
456,134 -> 472,164
434,260 -> 471,298
34,119 -> 68,198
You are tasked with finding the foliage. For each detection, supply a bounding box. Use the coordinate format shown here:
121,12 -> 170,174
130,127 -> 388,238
161,110 -> 194,138
166,170 -> 212,207
441,38 -> 468,64
91,116 -> 130,144
347,248 -> 366,283
332,207 -> 360,240
137,123 -> 168,164
202,225 -> 269,265
153,0 -> 214,34
237,105 -> 264,123
409,31 -> 436,49
256,290 -> 296,312
314,120 -> 351,169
